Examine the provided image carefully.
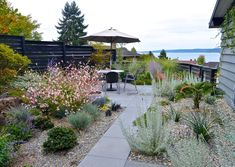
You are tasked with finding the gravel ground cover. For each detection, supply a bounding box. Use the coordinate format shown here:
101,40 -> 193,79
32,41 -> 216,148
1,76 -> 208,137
11,111 -> 122,167
128,98 -> 235,167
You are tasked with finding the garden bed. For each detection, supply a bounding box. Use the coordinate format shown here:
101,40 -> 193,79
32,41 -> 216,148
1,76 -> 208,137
127,98 -> 235,167
11,111 -> 122,167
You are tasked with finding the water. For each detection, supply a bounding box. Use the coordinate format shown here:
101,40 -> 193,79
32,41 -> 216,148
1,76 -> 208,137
153,52 -> 220,62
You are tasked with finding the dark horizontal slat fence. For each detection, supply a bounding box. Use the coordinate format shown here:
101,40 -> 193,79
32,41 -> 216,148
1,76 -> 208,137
178,63 -> 218,83
0,35 -> 116,71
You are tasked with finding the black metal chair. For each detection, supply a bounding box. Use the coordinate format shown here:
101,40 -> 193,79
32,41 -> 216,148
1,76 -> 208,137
99,74 -> 106,91
123,69 -> 143,93
105,72 -> 120,94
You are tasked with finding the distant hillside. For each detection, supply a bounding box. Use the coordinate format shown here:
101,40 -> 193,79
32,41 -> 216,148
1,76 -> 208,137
139,48 -> 221,54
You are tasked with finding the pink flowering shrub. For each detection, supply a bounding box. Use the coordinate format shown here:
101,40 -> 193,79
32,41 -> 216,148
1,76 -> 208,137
26,65 -> 101,114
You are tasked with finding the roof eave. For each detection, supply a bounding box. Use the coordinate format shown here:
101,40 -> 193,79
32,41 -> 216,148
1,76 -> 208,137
209,0 -> 235,28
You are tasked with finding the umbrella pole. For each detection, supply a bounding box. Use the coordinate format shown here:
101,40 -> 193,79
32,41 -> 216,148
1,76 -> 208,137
110,41 -> 112,69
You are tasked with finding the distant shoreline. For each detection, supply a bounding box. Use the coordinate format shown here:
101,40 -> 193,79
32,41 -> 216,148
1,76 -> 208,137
139,48 -> 221,54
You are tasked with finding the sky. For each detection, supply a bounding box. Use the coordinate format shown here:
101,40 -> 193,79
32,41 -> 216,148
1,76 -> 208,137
8,0 -> 221,51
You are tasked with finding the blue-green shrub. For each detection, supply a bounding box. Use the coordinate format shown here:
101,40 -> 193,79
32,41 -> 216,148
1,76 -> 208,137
68,112 -> 92,130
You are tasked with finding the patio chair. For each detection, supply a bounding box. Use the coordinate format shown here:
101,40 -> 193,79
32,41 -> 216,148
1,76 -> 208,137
105,72 -> 120,94
123,69 -> 142,93
99,74 -> 106,91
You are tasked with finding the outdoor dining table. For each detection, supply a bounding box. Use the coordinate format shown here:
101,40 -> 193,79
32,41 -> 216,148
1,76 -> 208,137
98,69 -> 124,91
97,69 -> 124,74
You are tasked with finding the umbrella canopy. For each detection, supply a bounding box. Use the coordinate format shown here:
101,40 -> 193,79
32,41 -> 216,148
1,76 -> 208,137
82,28 -> 140,67
82,27 -> 140,45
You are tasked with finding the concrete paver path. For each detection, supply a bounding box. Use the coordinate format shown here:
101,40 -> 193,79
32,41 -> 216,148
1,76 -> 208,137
78,84 -> 163,167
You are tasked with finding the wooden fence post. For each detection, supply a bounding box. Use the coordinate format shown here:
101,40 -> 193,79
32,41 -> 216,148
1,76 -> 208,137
189,64 -> 192,73
62,42 -> 66,66
210,69 -> 217,83
200,67 -> 204,82
21,36 -> 25,55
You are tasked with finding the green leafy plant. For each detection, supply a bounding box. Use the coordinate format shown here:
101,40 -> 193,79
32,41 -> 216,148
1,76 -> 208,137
160,100 -> 170,106
135,72 -> 152,85
68,112 -> 92,130
7,88 -> 25,98
0,44 -> 31,77
167,138 -> 212,167
33,116 -> 54,130
175,82 -> 213,109
197,55 -> 205,65
0,0 -> 42,40
155,59 -> 178,73
0,44 -> 31,94
4,122 -> 32,141
121,104 -> 169,155
104,96 -> 111,103
221,6 -> 235,49
28,108 -> 41,116
128,60 -> 145,75
166,105 -> 181,122
0,68 -> 17,93
184,112 -> 217,142
43,127 -> 77,152
81,103 -> 100,120
52,106 -> 66,119
89,43 -> 111,67
0,135 -> 11,167
211,87 -> 224,98
205,95 -> 216,105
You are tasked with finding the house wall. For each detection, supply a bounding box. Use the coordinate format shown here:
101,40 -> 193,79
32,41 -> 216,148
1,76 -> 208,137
219,30 -> 235,108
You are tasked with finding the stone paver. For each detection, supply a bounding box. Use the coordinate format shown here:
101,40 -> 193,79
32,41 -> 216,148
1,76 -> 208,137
88,137 -> 130,159
78,84 -> 154,167
125,161 -> 165,167
103,124 -> 125,139
79,155 -> 126,167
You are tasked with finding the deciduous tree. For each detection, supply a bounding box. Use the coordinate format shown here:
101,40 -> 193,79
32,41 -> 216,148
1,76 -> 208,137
197,55 -> 205,65
0,0 -> 42,40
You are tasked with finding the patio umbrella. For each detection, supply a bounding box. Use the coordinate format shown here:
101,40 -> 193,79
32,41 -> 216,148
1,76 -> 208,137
81,28 -> 140,66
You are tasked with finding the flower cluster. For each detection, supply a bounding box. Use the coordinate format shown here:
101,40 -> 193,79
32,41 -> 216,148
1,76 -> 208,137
26,65 -> 101,114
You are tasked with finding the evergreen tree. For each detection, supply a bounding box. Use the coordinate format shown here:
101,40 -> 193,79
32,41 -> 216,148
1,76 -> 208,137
56,1 -> 88,45
158,49 -> 168,59
131,47 -> 137,54
149,51 -> 154,57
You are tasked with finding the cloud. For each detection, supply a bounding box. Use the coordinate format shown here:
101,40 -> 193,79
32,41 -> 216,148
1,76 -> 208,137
8,0 -> 220,50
